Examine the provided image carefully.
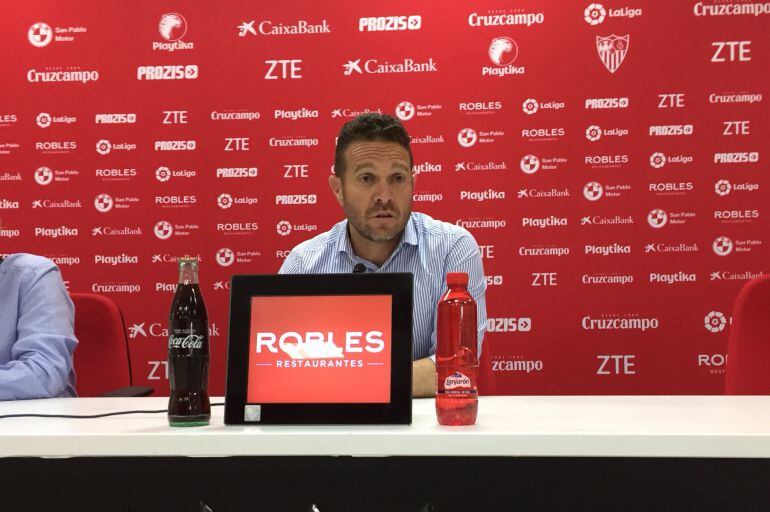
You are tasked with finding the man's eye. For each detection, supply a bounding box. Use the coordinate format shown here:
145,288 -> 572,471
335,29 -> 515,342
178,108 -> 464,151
359,175 -> 373,184
392,174 -> 405,183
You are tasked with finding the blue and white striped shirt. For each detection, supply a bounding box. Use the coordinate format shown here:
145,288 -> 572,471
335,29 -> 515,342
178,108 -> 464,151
278,212 -> 487,361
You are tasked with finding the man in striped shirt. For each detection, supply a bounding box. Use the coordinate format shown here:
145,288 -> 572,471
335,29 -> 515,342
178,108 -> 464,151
279,114 -> 487,397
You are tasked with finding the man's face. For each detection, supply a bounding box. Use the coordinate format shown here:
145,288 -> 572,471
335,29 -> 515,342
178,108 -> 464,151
329,140 -> 413,243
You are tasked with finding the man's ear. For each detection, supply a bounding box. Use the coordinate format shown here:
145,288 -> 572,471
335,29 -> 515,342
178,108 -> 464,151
328,173 -> 344,207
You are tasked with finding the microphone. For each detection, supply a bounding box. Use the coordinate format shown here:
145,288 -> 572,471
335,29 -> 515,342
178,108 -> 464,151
352,263 -> 366,274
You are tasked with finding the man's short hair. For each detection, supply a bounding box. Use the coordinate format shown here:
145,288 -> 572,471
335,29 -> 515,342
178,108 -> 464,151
334,113 -> 413,177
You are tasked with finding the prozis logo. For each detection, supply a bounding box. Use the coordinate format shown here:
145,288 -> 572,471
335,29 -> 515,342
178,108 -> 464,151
486,317 -> 532,333
27,67 -> 99,84
28,21 -> 86,47
35,112 -> 76,128
343,57 -> 437,76
585,96 -> 629,109
596,34 -> 630,73
714,152 -> 759,165
217,167 -> 259,179
714,179 -> 759,196
459,100 -> 503,116
249,295 -> 392,404
154,13 -> 193,52
582,313 -> 659,332
583,3 -> 642,25
521,98 -> 565,115
585,124 -> 628,141
276,194 -> 317,205
649,152 -> 693,169
155,140 -> 196,151
649,124 -> 694,136
155,166 -> 196,182
467,10 -> 545,27
95,113 -> 136,124
359,15 -> 421,32
276,220 -> 318,237
483,37 -> 524,77
136,65 -> 198,80
239,18 -> 331,36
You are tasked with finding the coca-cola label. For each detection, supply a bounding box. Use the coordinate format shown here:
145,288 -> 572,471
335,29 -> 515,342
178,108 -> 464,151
444,371 -> 472,389
168,333 -> 205,349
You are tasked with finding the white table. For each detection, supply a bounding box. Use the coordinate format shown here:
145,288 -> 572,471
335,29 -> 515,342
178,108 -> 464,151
0,395 -> 768,458
1,396 -> 768,510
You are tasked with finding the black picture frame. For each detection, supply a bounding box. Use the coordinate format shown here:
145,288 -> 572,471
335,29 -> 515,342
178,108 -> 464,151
225,273 -> 413,425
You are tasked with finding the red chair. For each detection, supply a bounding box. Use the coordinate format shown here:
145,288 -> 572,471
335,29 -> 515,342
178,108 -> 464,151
70,293 -> 153,397
725,274 -> 770,394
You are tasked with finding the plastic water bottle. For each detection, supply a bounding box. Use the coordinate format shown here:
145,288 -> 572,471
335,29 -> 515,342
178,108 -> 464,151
436,272 -> 478,425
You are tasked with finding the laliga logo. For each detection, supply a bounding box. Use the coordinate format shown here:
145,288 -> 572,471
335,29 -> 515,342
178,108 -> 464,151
583,181 -> 604,201
36,113 -> 52,128
154,221 -> 174,240
276,220 -> 292,236
712,236 -> 733,256
488,36 -> 518,66
584,4 -> 607,25
96,139 -> 112,155
457,128 -> 478,148
522,98 -> 538,115
155,166 -> 171,182
159,13 -> 188,41
647,209 -> 668,228
94,193 -> 114,213
217,193 -> 233,209
520,155 -> 540,174
586,125 -> 602,141
34,166 -> 53,186
650,152 -> 666,169
255,331 -> 385,359
395,101 -> 415,121
704,311 -> 727,333
715,179 -> 731,196
28,22 -> 53,47
215,248 -> 234,267
596,34 -> 629,73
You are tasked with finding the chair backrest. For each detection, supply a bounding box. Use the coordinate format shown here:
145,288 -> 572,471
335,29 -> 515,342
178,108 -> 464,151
725,274 -> 770,394
70,293 -> 133,396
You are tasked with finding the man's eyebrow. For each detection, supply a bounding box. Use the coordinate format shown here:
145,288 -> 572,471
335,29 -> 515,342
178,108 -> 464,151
352,162 -> 376,174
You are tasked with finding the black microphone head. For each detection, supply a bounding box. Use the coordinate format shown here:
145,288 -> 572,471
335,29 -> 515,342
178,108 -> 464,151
352,263 -> 366,273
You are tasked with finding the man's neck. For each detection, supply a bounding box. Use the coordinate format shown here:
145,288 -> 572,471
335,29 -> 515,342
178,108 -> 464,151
347,225 -> 400,267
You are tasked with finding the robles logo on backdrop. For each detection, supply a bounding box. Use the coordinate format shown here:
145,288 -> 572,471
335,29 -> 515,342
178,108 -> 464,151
248,295 -> 392,404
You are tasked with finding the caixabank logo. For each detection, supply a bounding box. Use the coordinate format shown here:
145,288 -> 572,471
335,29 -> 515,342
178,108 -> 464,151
248,295 -> 392,403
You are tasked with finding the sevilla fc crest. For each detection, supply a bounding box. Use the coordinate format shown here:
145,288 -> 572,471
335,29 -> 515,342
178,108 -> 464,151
596,34 -> 629,73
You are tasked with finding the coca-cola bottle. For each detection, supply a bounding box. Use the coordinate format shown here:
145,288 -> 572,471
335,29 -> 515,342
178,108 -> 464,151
436,272 -> 478,426
168,257 -> 210,426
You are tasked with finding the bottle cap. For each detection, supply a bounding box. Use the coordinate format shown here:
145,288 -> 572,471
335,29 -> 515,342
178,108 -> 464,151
446,272 -> 468,286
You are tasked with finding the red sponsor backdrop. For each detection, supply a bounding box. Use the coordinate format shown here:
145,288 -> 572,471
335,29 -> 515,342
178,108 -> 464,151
1,1 -> 768,395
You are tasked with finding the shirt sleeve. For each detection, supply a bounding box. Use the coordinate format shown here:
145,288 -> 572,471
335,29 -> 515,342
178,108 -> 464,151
428,231 -> 488,362
0,264 -> 78,400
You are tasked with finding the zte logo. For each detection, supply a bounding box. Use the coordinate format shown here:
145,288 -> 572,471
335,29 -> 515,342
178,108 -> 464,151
265,59 -> 303,79
162,110 -> 188,124
225,137 -> 250,151
711,41 -> 751,62
284,164 -> 309,178
531,272 -> 558,286
657,93 -> 685,108
478,245 -> 495,259
723,121 -> 750,135
487,317 -> 532,333
597,355 -> 636,375
147,361 -> 169,380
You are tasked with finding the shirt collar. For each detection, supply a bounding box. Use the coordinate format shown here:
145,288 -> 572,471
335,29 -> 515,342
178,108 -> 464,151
335,213 -> 418,258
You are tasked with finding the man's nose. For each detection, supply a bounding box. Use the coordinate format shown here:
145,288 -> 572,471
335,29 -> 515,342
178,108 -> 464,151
372,180 -> 395,205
